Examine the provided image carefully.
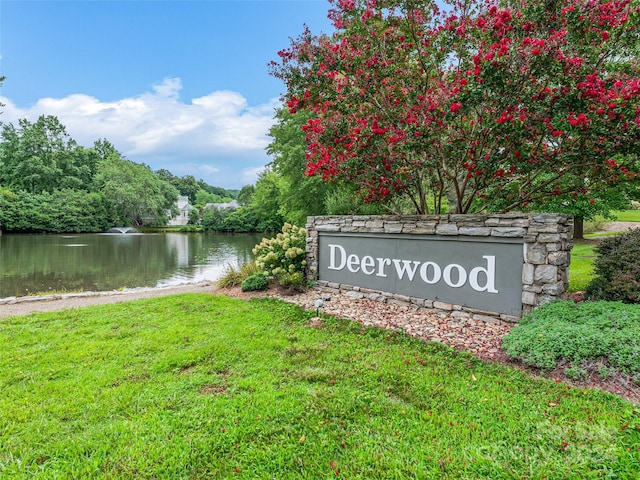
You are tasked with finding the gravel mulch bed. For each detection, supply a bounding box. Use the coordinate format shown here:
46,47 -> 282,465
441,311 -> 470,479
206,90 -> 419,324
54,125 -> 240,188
222,286 -> 511,360
286,290 -> 509,360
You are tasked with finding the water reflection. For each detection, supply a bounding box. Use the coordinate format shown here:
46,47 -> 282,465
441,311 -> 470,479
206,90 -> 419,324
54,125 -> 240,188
0,232 -> 263,298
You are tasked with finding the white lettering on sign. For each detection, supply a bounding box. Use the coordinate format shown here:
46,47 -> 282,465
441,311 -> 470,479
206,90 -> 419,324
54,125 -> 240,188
419,261 -> 441,284
443,263 -> 466,288
392,259 -> 420,281
327,244 -> 498,293
361,256 -> 375,275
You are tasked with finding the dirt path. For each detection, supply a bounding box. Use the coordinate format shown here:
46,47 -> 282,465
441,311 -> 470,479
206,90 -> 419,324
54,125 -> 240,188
600,221 -> 640,233
0,282 -> 217,319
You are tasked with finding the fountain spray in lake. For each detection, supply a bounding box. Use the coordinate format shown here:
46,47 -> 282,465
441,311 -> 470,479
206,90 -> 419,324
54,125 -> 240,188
107,227 -> 138,234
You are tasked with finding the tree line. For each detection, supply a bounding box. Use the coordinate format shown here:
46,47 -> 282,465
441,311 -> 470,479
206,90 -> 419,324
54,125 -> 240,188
0,115 -> 235,233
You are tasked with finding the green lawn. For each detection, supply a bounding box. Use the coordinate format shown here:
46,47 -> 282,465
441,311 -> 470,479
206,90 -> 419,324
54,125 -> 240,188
1,294 -> 639,478
568,242 -> 596,292
572,210 -> 640,290
611,210 -> 640,222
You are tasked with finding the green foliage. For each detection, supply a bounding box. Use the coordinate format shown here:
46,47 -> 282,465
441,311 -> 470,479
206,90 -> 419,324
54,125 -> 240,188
0,118 -> 209,232
201,206 -> 260,233
201,207 -> 228,232
503,301 -> 640,377
196,178 -> 230,199
267,108 -> 337,224
585,229 -> 640,303
223,207 -> 260,232
564,365 -> 588,381
267,107 -> 394,222
217,261 -> 262,288
94,154 -> 178,227
155,171 -> 200,204
237,184 -> 255,206
155,171 -> 234,206
201,170 -> 286,234
187,208 -> 201,226
0,188 -> 114,233
277,271 -> 307,291
248,169 -> 285,232
253,223 -> 307,280
1,295 -> 639,477
241,272 -> 269,292
195,189 -> 224,205
324,187 -> 389,216
178,225 -> 201,233
0,116 -> 98,194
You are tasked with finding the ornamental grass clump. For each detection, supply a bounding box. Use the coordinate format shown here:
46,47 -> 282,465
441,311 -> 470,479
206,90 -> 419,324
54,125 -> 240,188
585,229 -> 640,303
253,223 -> 307,288
217,261 -> 262,288
502,300 -> 640,379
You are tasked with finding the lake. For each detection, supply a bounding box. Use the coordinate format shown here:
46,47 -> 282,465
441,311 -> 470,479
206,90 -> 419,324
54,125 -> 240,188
0,232 -> 264,299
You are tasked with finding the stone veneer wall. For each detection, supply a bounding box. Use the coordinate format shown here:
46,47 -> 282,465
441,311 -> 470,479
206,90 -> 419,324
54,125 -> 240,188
306,214 -> 573,323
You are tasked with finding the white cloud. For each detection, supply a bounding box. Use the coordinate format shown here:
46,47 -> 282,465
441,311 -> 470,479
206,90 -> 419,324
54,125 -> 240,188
152,77 -> 182,98
157,161 -> 220,180
241,165 -> 266,185
0,77 -> 281,188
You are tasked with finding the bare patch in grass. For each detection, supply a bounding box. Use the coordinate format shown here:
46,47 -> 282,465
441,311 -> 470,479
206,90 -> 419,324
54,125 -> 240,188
200,384 -> 228,395
307,317 -> 324,328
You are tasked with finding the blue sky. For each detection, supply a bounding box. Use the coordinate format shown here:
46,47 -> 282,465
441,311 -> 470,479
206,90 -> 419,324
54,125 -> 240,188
0,0 -> 334,189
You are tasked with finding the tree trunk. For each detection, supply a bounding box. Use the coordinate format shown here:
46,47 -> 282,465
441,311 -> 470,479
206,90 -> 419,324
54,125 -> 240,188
445,188 -> 459,214
573,215 -> 584,239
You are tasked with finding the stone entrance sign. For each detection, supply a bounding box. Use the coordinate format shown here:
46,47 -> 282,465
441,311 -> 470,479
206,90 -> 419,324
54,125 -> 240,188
319,233 -> 523,316
306,214 -> 573,323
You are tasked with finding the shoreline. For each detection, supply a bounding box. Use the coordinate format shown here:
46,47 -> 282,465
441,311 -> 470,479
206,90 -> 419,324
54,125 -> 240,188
0,282 -> 217,318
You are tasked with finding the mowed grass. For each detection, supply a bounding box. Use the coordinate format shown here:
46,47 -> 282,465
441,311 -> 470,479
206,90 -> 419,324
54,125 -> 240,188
611,210 -> 640,223
1,295 -> 640,478
571,209 -> 640,290
568,242 -> 596,292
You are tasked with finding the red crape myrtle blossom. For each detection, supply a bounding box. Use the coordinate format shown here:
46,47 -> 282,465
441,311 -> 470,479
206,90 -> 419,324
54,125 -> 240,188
270,0 -> 640,214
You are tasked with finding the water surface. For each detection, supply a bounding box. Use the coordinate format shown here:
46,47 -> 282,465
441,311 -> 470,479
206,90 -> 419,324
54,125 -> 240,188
0,232 -> 263,298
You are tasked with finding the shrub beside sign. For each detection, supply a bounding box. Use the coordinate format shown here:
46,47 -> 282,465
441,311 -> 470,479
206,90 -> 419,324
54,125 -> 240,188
319,234 -> 523,316
306,214 -> 573,323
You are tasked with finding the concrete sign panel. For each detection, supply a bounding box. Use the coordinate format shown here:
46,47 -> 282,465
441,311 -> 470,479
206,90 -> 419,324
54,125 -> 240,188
318,233 -> 524,316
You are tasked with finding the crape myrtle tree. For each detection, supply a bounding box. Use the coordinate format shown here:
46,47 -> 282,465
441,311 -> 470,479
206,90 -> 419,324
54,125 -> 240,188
270,0 -> 640,215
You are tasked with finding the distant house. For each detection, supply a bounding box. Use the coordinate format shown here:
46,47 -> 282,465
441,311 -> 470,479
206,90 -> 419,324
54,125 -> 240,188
204,200 -> 240,210
167,196 -> 195,226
